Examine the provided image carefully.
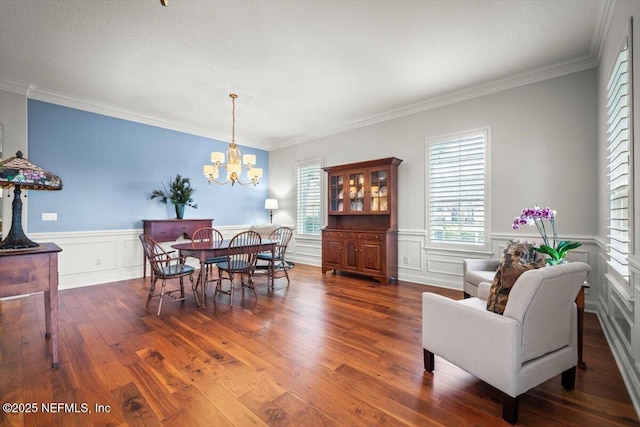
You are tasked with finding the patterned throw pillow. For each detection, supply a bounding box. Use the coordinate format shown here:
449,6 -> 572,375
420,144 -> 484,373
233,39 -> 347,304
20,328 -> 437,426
486,241 -> 545,315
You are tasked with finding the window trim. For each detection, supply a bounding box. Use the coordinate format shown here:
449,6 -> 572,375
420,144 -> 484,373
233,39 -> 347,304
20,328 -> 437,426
606,18 -> 633,283
425,127 -> 491,251
295,158 -> 324,237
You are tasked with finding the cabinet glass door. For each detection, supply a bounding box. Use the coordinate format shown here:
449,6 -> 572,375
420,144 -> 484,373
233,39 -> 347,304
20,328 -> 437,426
369,169 -> 389,212
348,172 -> 365,212
329,174 -> 344,212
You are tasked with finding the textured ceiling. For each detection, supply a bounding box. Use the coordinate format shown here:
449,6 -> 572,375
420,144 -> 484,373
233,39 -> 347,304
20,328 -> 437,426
0,0 -> 607,150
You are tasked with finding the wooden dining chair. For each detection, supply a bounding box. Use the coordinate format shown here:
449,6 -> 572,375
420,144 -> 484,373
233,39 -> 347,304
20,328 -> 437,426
214,230 -> 261,306
256,226 -> 293,290
191,227 -> 226,299
139,234 -> 196,315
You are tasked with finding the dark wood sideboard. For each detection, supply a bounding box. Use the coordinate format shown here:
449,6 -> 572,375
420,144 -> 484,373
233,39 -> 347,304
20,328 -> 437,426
0,243 -> 62,368
141,219 -> 213,278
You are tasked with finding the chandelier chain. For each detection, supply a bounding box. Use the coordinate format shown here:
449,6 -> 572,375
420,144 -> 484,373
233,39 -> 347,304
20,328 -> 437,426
230,93 -> 237,145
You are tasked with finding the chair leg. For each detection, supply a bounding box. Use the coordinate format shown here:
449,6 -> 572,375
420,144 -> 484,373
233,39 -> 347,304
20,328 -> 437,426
147,278 -> 158,308
248,273 -> 257,298
502,394 -> 519,424
283,262 -> 290,286
191,275 -> 200,307
423,349 -> 434,372
561,366 -> 576,390
157,279 -> 167,316
229,273 -> 235,306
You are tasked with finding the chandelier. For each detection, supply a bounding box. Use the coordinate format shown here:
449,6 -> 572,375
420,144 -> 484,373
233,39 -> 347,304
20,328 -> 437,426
203,94 -> 263,186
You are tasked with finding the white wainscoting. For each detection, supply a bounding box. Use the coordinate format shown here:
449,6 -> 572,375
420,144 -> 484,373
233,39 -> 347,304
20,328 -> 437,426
32,228 -> 601,301
31,225 -> 256,290
29,229 -> 144,289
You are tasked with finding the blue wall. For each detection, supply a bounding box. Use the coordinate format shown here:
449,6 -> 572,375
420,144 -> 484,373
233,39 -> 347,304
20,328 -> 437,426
26,100 -> 269,232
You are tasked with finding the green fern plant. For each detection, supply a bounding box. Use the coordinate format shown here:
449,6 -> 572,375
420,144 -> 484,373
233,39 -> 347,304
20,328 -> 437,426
150,175 -> 198,209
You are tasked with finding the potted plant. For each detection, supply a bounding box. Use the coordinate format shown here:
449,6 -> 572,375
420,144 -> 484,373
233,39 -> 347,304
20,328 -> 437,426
150,174 -> 198,219
512,205 -> 581,265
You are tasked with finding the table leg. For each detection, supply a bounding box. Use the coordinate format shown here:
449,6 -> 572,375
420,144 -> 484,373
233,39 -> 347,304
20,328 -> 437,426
47,253 -> 60,369
576,287 -> 586,370
270,245 -> 275,290
200,254 -> 207,308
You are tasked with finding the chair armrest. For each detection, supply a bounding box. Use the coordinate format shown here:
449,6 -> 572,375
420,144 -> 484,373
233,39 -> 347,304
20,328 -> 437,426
477,281 -> 492,301
422,293 -> 522,394
152,252 -> 189,268
463,258 -> 500,274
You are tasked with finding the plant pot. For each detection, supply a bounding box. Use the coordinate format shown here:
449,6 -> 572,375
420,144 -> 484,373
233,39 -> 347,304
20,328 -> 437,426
175,203 -> 185,219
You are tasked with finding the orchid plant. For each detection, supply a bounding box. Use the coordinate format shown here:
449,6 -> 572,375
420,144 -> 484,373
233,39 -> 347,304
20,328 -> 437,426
512,206 -> 581,265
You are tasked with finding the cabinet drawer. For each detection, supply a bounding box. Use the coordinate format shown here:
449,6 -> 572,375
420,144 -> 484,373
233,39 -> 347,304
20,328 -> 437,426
360,232 -> 385,242
323,230 -> 345,239
173,221 -> 194,237
344,232 -> 385,241
150,222 -> 175,241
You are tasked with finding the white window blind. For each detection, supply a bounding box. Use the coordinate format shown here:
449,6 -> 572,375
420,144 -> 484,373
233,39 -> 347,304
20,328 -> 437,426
606,34 -> 631,281
427,129 -> 488,247
296,160 -> 322,235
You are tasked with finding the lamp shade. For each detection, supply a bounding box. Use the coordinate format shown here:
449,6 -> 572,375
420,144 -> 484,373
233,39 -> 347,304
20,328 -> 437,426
0,151 -> 62,190
211,152 -> 225,164
264,198 -> 279,210
243,154 -> 256,165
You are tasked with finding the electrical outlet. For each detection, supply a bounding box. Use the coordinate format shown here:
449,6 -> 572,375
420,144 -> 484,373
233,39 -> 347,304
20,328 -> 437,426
41,212 -> 57,221
403,256 -> 409,264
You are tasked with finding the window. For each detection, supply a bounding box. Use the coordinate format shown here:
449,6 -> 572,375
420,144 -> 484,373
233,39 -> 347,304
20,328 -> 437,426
606,25 -> 633,282
426,128 -> 489,248
296,159 -> 323,235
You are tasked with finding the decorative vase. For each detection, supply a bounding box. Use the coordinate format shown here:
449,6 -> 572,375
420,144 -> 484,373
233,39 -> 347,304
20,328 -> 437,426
175,203 -> 185,219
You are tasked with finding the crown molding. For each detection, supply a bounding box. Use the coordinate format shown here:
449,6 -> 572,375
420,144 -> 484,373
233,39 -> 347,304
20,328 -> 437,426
267,54 -> 597,150
591,0 -> 616,64
0,76 -> 269,151
0,76 -> 33,96
3,52 -> 597,153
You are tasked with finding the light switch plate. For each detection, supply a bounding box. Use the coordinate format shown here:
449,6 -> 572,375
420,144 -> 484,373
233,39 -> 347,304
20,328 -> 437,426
42,212 -> 57,221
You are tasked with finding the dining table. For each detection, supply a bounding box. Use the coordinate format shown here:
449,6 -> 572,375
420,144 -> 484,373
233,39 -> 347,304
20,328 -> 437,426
172,238 -> 276,308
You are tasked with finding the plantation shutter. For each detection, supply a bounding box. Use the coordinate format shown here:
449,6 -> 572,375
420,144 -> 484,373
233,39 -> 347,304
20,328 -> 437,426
607,35 -> 631,280
296,160 -> 322,235
428,130 -> 487,246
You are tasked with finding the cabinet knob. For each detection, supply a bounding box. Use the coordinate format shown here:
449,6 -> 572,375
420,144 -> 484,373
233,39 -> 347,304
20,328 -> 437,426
358,234 -> 362,238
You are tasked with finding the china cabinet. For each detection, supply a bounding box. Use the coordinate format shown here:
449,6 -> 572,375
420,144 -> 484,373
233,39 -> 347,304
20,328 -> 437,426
322,157 -> 402,284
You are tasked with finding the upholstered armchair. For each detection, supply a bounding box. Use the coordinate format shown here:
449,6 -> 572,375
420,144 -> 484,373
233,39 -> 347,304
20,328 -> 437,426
463,239 -> 545,298
423,262 -> 591,424
463,258 -> 501,298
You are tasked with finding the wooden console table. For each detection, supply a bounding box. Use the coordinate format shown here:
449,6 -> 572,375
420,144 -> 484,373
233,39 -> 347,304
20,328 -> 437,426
142,219 -> 213,278
0,243 -> 62,368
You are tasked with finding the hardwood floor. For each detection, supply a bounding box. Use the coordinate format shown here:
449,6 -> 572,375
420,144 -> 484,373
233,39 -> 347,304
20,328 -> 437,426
1,263 -> 638,426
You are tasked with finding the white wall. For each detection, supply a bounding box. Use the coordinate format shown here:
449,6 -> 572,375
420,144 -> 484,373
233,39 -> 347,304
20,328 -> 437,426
0,89 -> 28,231
271,68 -> 599,288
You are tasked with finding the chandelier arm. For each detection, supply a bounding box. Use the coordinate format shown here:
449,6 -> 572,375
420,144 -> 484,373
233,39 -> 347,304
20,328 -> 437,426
206,176 -> 231,185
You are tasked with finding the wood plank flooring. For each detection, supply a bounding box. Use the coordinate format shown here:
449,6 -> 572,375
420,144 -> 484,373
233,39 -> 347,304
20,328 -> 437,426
1,263 -> 638,426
